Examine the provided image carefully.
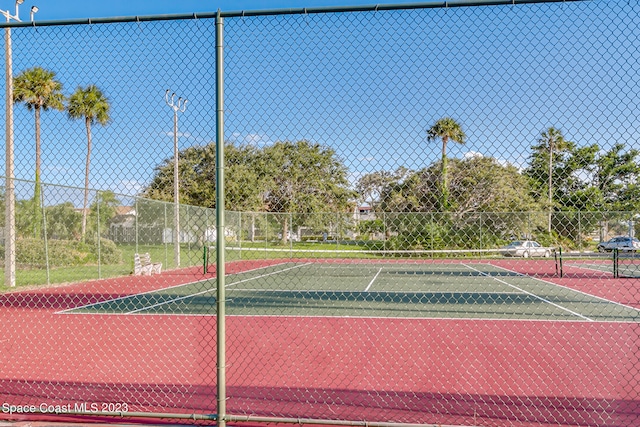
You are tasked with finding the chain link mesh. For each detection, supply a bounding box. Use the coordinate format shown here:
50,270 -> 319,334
1,1 -> 640,426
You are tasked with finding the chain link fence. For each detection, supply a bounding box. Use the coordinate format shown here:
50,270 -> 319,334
1,0 -> 640,426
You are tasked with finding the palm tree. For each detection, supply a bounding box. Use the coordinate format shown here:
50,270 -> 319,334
536,127 -> 571,232
13,67 -> 65,238
67,85 -> 110,240
427,117 -> 466,211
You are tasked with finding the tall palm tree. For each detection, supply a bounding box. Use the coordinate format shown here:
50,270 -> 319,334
13,67 -> 65,238
427,117 -> 466,211
67,85 -> 110,240
537,127 -> 571,232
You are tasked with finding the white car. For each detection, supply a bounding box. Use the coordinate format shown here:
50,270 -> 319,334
502,240 -> 552,258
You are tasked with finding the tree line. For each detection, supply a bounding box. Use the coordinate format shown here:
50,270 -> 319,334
145,119 -> 640,216
142,118 -> 639,247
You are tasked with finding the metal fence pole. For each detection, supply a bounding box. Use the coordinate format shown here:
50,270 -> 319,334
215,10 -> 227,427
97,191 -> 101,278
135,197 -> 139,254
165,90 -> 188,268
40,185 -> 49,285
4,21 -> 15,288
578,211 -> 582,251
164,202 -> 168,268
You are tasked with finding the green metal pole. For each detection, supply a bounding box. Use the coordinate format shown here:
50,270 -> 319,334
97,191 -> 101,278
215,10 -> 226,427
41,185 -> 50,285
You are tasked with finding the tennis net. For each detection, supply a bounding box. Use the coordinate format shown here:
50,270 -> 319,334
614,249 -> 640,278
205,245 -> 561,276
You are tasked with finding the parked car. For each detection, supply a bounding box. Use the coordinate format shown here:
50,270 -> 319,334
502,240 -> 552,258
596,236 -> 640,252
277,231 -> 300,242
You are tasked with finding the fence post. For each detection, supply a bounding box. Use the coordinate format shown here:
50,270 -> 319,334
578,211 -> 582,251
135,197 -> 139,254
480,212 -> 483,252
97,191 -> 101,279
164,203 -> 168,268
41,185 -> 50,285
383,212 -> 387,253
215,10 -> 227,427
186,205 -> 191,261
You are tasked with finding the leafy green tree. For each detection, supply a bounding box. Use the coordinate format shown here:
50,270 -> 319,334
546,143 -> 598,220
13,67 -> 65,238
144,142 -> 266,212
16,199 -> 37,238
356,167 -> 409,212
426,117 -> 466,211
67,85 -> 111,240
143,140 -> 354,245
44,202 -> 82,240
87,190 -> 121,238
262,140 -> 355,244
594,143 -> 640,212
526,127 -> 574,231
381,156 -> 537,214
378,155 -> 540,248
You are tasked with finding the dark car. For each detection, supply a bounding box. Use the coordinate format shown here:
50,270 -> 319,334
596,236 -> 640,252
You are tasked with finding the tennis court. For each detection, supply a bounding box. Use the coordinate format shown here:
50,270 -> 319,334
1,249 -> 638,427
63,254 -> 640,322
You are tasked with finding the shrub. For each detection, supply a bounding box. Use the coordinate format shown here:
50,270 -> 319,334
2,238 -> 122,268
87,238 -> 122,264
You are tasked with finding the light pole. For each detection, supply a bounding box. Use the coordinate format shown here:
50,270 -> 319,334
165,90 -> 187,268
2,0 -> 33,287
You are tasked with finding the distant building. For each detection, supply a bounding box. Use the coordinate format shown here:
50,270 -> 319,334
109,206 -> 137,243
354,206 -> 375,221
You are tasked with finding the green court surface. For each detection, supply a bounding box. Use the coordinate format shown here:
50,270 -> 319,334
64,261 -> 640,321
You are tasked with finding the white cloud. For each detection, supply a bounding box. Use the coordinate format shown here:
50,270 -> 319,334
228,131 -> 271,145
112,180 -> 145,196
463,151 -> 484,159
162,131 -> 192,138
244,133 -> 271,146
358,156 -> 377,162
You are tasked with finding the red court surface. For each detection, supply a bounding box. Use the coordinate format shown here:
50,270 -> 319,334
0,259 -> 639,427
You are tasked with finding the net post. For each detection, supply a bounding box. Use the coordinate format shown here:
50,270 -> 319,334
613,248 -> 619,278
557,247 -> 563,278
203,245 -> 208,274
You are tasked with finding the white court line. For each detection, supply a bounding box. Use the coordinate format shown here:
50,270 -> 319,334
563,263 -> 611,274
462,264 -> 594,321
232,288 -> 522,294
127,263 -> 312,314
490,262 -> 640,315
55,278 -> 214,314
57,261 -> 292,315
365,268 -> 382,292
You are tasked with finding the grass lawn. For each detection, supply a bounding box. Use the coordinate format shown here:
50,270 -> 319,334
1,240 -> 383,291
0,243 -> 206,291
